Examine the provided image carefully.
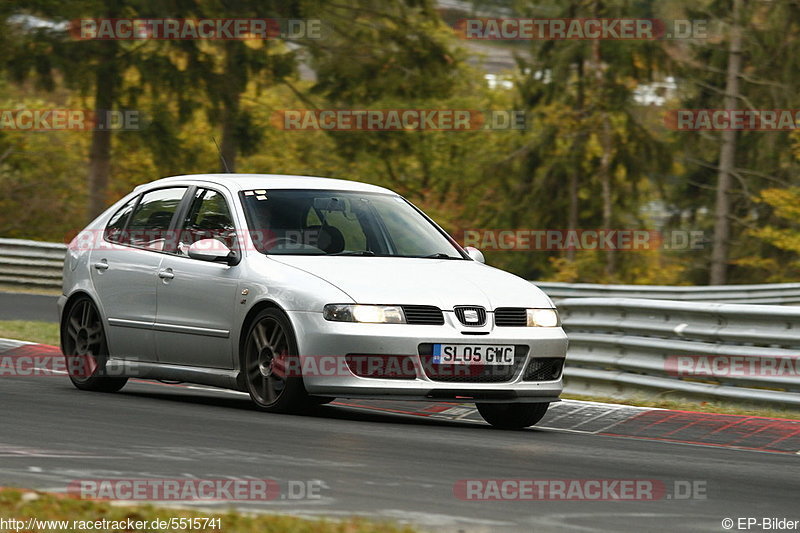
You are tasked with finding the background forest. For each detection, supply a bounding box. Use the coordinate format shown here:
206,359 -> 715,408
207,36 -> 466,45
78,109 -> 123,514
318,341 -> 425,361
2,0 -> 800,284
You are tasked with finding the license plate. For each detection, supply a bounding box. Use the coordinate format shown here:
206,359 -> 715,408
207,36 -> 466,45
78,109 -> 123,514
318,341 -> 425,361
432,344 -> 515,365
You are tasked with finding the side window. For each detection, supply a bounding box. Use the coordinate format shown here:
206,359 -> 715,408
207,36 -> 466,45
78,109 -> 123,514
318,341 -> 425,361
125,187 -> 187,251
104,196 -> 138,243
177,188 -> 237,254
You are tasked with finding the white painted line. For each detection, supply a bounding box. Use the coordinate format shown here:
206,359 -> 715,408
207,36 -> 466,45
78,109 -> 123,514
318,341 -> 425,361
569,408 -> 631,430
561,399 -> 662,411
542,403 -> 594,424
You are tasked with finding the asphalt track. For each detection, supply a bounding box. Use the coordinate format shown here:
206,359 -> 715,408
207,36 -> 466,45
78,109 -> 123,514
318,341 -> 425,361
0,291 -> 798,531
0,292 -> 58,322
1,343 -> 798,532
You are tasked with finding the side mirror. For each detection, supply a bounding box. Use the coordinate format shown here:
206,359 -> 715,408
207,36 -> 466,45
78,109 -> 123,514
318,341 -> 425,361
464,246 -> 485,264
188,239 -> 234,264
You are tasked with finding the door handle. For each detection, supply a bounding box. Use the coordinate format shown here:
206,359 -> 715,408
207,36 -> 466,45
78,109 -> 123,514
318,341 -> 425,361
158,269 -> 174,280
93,261 -> 109,271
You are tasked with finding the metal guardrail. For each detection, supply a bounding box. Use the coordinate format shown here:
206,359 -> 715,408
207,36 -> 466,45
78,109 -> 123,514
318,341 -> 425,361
4,237 -> 800,303
536,281 -> 800,304
559,297 -> 800,407
0,238 -> 66,289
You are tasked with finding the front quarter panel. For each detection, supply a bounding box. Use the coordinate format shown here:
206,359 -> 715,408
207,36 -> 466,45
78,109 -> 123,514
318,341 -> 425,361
231,253 -> 354,366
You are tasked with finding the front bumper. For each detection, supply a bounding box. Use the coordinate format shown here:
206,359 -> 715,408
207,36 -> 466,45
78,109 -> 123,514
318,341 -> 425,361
288,310 -> 569,403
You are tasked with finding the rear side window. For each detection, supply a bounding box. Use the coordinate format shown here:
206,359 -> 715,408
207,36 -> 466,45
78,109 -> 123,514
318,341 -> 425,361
104,196 -> 138,243
125,187 -> 188,250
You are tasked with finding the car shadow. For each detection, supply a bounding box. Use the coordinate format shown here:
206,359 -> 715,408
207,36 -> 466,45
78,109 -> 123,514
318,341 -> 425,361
115,383 -> 522,431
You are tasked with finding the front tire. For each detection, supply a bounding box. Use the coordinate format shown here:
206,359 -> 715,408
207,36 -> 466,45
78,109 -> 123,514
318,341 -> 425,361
477,402 -> 549,429
243,308 -> 311,413
61,296 -> 127,393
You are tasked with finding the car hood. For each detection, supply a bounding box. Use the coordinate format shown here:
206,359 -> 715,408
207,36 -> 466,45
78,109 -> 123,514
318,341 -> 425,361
267,256 -> 554,310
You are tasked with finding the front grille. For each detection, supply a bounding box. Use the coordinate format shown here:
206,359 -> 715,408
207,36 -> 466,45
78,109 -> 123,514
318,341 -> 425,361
418,344 -> 528,383
454,306 -> 487,326
401,305 -> 445,325
345,354 -> 417,379
522,357 -> 564,381
494,307 -> 527,327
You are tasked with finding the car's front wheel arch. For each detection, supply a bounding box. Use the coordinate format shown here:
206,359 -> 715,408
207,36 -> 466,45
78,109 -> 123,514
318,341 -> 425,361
237,300 -> 335,408
237,300 -> 296,390
240,303 -> 322,412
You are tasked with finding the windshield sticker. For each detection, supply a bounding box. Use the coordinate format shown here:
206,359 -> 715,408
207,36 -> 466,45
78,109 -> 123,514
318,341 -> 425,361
243,190 -> 269,199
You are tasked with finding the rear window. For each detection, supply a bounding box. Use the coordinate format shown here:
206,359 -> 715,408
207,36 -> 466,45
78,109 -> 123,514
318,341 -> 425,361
104,196 -> 138,244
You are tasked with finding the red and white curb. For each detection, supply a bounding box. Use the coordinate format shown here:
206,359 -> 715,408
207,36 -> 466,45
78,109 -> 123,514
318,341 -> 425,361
0,338 -> 35,352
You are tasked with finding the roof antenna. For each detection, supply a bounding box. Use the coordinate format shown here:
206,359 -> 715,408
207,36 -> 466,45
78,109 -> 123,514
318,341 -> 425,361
212,136 -> 232,173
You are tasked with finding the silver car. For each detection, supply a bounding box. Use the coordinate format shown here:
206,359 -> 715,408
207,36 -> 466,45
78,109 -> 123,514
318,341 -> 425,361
59,174 -> 568,428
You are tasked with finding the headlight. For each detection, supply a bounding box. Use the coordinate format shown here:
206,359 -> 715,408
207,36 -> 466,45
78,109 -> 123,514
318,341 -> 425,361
526,308 -> 560,327
323,304 -> 406,324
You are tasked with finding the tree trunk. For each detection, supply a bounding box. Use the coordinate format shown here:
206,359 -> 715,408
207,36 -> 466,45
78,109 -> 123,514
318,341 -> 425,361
599,115 -> 614,276
591,29 -> 615,276
86,41 -> 118,221
710,0 -> 743,284
219,42 -> 241,172
567,172 -> 579,261
219,104 -> 238,173
567,56 -> 584,262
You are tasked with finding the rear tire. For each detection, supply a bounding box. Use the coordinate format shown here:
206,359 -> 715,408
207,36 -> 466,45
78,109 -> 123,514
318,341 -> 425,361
477,402 -> 549,429
243,308 -> 312,413
61,296 -> 128,393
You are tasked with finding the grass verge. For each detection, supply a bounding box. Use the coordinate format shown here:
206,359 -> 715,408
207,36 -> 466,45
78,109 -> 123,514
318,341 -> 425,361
0,489 -> 414,533
0,320 -> 59,346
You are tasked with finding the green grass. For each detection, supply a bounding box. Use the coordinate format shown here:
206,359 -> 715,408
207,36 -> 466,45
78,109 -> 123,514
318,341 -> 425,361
563,393 -> 800,420
0,320 -> 59,346
0,489 -> 414,533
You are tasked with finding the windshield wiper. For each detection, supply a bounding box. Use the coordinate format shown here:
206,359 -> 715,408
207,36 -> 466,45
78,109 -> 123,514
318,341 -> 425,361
419,253 -> 460,259
329,250 -> 376,256
328,251 -> 459,258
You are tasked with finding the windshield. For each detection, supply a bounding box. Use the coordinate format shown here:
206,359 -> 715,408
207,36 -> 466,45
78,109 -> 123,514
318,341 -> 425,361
239,189 -> 465,258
